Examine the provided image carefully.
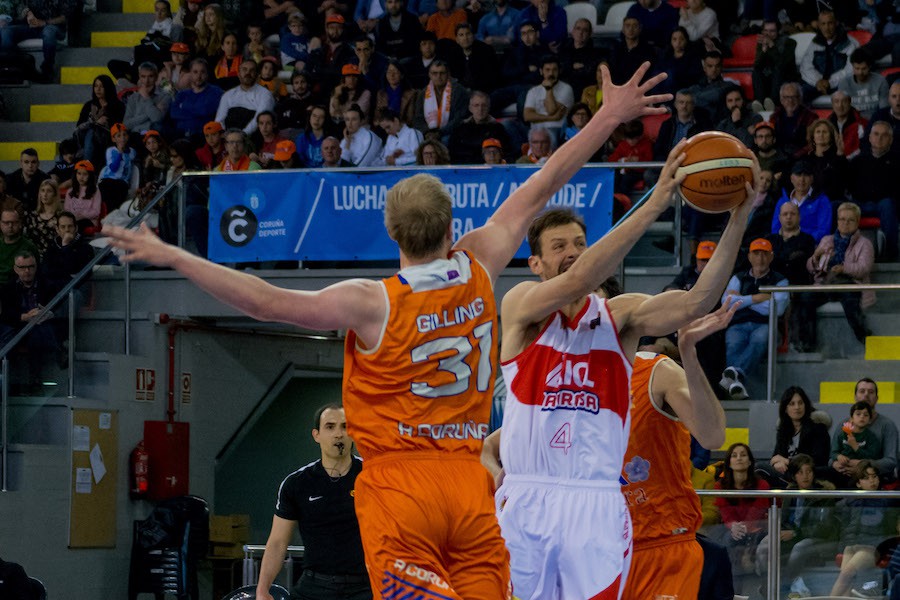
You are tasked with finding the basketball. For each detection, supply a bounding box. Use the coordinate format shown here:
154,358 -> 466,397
676,131 -> 755,213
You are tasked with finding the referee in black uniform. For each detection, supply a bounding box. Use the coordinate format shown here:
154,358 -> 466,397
256,404 -> 372,600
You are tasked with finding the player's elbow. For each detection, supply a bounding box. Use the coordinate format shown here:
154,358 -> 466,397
695,429 -> 726,451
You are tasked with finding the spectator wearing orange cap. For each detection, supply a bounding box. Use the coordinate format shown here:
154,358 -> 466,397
720,237 -> 789,399
309,12 -> 355,90
64,160 -> 103,231
170,58 -> 225,140
330,62 -> 372,124
159,41 -> 193,94
98,124 -> 138,211
271,139 -> 300,169
377,107 -> 423,166
448,91 -> 511,164
481,138 -> 505,165
279,12 -> 319,71
196,120 -> 226,168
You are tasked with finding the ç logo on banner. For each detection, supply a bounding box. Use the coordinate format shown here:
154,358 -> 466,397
220,205 -> 258,247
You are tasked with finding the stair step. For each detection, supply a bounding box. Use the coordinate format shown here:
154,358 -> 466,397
58,46 -> 132,66
0,142 -> 57,162
91,30 -> 145,47
820,381 -> 899,403
30,104 -> 82,123
866,336 -> 900,360
123,0 -> 155,12
61,65 -> 114,85
88,12 -> 152,29
720,427 -> 749,451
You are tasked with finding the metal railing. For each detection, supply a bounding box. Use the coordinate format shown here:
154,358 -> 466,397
241,544 -> 304,588
759,283 -> 900,403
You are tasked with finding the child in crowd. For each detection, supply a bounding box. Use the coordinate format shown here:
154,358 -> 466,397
159,42 -> 192,94
831,401 -> 882,487
49,139 -> 78,194
140,130 -> 170,201
258,57 -> 287,98
608,118 -> 653,194
830,461 -> 900,596
26,179 -> 62,258
243,22 -> 268,63
279,12 -> 319,71
98,123 -> 137,211
65,160 -> 103,231
213,32 -> 242,90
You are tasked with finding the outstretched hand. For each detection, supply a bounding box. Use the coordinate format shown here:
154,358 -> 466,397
599,62 -> 672,124
103,223 -> 180,267
677,296 -> 741,346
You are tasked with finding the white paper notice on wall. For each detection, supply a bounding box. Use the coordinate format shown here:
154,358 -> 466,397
90,444 -> 106,483
75,467 -> 92,493
98,413 -> 112,430
73,425 -> 90,451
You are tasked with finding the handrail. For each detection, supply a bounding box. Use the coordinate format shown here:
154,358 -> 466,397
0,174 -> 182,493
757,282 -> 900,403
696,488 -> 900,498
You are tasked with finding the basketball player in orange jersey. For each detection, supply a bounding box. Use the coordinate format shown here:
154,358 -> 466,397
104,63 -> 672,600
620,299 -> 736,600
492,151 -> 759,598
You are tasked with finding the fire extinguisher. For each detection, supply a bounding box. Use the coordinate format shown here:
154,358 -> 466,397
130,440 -> 150,499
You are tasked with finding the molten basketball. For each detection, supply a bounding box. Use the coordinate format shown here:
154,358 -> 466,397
676,131 -> 755,213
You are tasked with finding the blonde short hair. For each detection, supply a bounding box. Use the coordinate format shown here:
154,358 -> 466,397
837,201 -> 861,221
384,173 -> 452,259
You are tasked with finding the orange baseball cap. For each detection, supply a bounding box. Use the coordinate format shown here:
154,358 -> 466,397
142,129 -> 161,142
170,42 -> 190,54
74,160 -> 94,172
341,63 -> 360,76
754,121 -> 775,133
696,240 -> 716,260
482,138 -> 502,150
749,238 -> 773,253
273,140 -> 296,161
110,123 -> 127,138
203,121 -> 223,135
326,13 -> 345,24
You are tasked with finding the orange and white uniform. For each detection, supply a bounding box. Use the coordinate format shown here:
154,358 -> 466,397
343,250 -> 509,600
621,352 -> 704,600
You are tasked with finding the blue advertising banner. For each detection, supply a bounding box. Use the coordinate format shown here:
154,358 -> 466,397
207,166 -> 614,263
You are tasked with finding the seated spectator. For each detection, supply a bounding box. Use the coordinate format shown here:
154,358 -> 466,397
720,238 -> 789,399
771,82 -> 818,156
412,59 -> 470,143
830,402 -> 882,486
295,105 -> 335,168
794,202 -> 874,350
447,22 -> 498,95
608,118 -> 653,194
476,0 -> 519,46
481,138 -> 505,165
98,123 -> 138,211
308,13 -> 355,91
157,139 -> 203,243
0,249 -> 62,392
216,128 -> 261,171
174,0 -> 203,44
376,0 -> 424,62
752,21 -> 799,111
123,62 -> 173,136
0,0 -> 76,82
48,139 -> 77,194
248,111 -> 284,168
523,55 -> 574,142
140,130 -> 170,190
516,0 -> 566,52
579,61 -> 606,116
515,127 -> 553,164
214,59 -> 276,133
799,9 -> 859,102
75,75 -> 126,168
339,104 -> 382,167
425,0 -> 466,41
743,169 -> 779,246
489,21 -> 544,121
274,71 -> 316,139
280,12 -> 319,71
830,461 -> 900,596
448,92 -> 511,165
415,139 -> 450,165
329,63 -> 371,124
257,57 -> 287,99
752,122 -> 790,186
351,35 -> 389,95
64,161 -> 102,232
678,0 -> 719,46
169,58 -> 224,140
796,118 -> 848,203
608,17 -> 657,86
770,160 -> 832,243
558,18 -> 600,100
716,87 -> 760,147
194,3 -> 226,61
0,201 -> 38,285
375,61 -> 416,126
838,47 -> 888,120
559,102 -> 597,149
41,211 -> 94,288
159,42 -> 192,94
320,136 -> 352,168
354,0 -> 384,35
763,386 -> 831,485
829,90 -> 867,159
781,0 -> 817,34
270,139 -> 300,169
848,121 -> 900,261
865,81 -> 900,153
195,120 -> 226,169
212,32 -> 243,90
404,29 -> 438,91
6,148 -> 49,213
656,26 -> 703,97
686,51 -> 739,124
714,443 -> 771,578
27,179 -> 62,259
626,0 -> 679,51
243,22 -> 270,64
653,89 -> 712,161
767,201 -> 816,287
376,108 -> 422,166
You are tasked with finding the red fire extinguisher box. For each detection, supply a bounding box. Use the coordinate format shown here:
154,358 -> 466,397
144,420 -> 190,501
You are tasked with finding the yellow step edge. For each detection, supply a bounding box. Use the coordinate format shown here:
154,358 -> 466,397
123,0 -> 156,12
61,66 -> 115,85
719,428 -> 749,451
866,336 -> 900,361
820,381 -> 898,404
30,104 -> 82,123
91,31 -> 145,48
0,142 -> 58,162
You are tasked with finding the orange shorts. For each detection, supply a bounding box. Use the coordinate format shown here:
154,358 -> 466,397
354,454 -> 510,600
621,537 -> 703,600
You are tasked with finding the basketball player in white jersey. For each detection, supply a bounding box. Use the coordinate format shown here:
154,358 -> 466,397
495,148 -> 761,599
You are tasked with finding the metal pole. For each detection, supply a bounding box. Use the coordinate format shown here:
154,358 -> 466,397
68,289 -> 75,398
177,177 -> 186,249
766,499 -> 780,599
674,199 -> 683,268
2,357 -> 8,492
124,261 -> 132,356
767,296 -> 777,404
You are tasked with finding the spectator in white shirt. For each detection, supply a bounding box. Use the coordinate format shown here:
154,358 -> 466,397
214,59 -> 276,134
340,104 -> 383,167
377,107 -> 423,166
523,55 -> 575,140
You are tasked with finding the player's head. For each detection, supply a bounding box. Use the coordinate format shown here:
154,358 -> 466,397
527,208 -> 587,281
312,403 -> 349,459
384,174 -> 453,259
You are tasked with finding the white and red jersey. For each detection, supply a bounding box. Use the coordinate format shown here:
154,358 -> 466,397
499,294 -> 632,482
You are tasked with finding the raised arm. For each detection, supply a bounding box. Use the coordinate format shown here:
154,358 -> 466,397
103,224 -> 385,342
624,155 -> 761,337
456,62 -> 673,281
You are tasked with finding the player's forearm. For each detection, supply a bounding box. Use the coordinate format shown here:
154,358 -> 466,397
683,210 -> 748,317
256,539 -> 289,594
678,342 -> 726,449
480,429 -> 502,477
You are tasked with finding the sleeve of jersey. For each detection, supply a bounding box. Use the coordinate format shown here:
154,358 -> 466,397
274,475 -> 304,522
